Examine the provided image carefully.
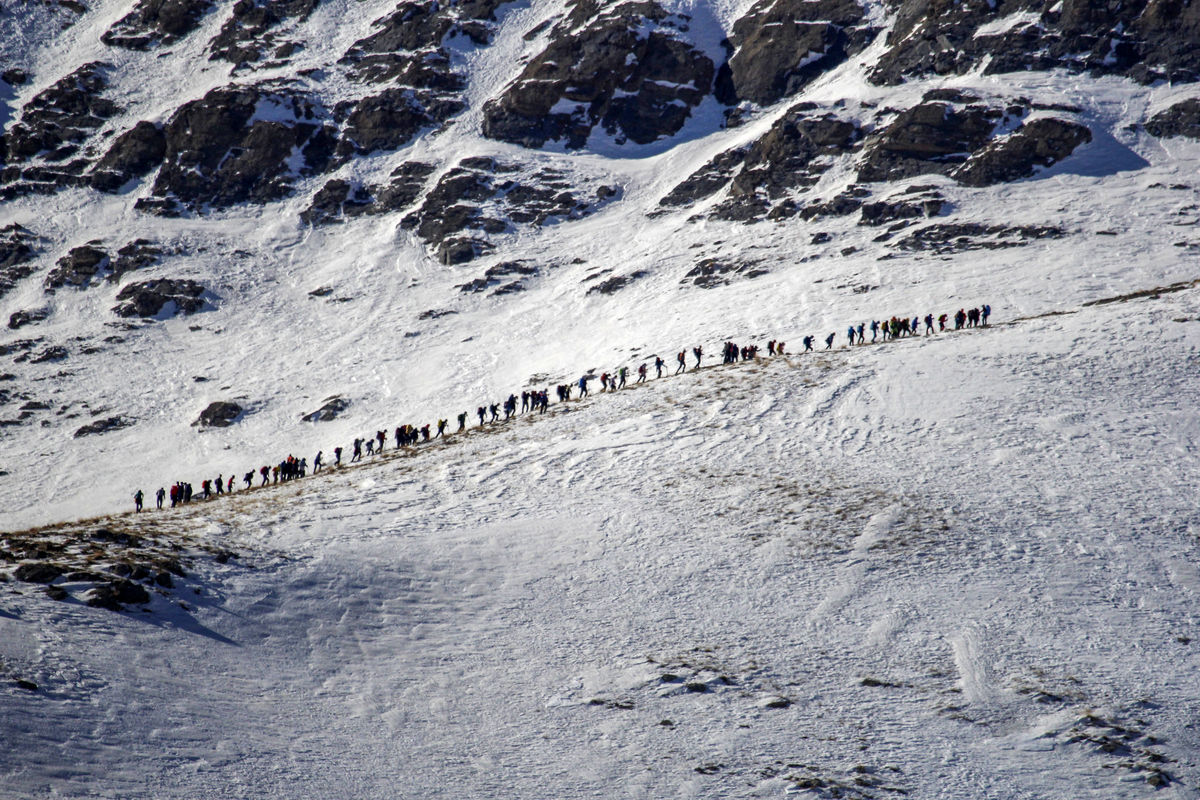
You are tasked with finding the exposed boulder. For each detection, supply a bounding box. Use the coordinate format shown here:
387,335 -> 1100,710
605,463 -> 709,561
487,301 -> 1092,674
951,117 -> 1091,186
194,401 -> 244,427
586,270 -> 650,295
481,1 -> 715,149
715,0 -> 874,106
682,258 -> 769,288
13,562 -> 66,583
112,278 -> 209,318
89,121 -> 167,192
101,0 -> 216,50
0,224 -> 40,302
1146,98 -> 1200,140
74,416 -> 133,437
300,179 -> 374,225
109,239 -> 163,282
438,236 -> 494,266
456,260 -> 537,293
45,243 -> 111,290
8,308 -> 50,330
301,395 -> 349,422
136,85 -> 337,215
859,189 -> 944,225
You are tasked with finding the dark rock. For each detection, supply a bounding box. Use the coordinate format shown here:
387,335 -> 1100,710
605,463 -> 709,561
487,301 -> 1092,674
587,271 -> 650,295
374,161 -> 436,212
138,84 -> 337,214
194,401 -> 243,428
29,346 -> 69,364
859,193 -> 943,225
335,88 -> 461,158
659,146 -> 748,207
208,0 -> 319,65
715,0 -> 873,106
858,102 -> 1005,183
895,222 -> 1065,254
73,416 -> 132,437
2,69 -> 29,86
952,117 -> 1091,186
45,585 -> 69,601
1146,98 -> 1200,140
417,308 -> 457,320
811,231 -> 832,244
438,237 -> 493,265
0,224 -> 40,302
9,308 -> 50,330
112,278 -> 208,318
300,179 -> 374,225
13,562 -> 66,583
45,244 -> 110,290
102,0 -> 215,49
109,239 -> 163,282
682,258 -> 768,288
3,62 -> 120,162
301,395 -> 349,422
86,579 -> 150,610
14,679 -> 37,691
90,121 -> 167,192
482,1 -> 715,149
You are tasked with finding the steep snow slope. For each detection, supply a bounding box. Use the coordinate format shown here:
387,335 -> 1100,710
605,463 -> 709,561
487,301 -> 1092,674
2,289 -> 1199,798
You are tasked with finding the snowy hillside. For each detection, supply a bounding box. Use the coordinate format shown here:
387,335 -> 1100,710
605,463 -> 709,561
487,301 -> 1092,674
2,0 -> 1200,795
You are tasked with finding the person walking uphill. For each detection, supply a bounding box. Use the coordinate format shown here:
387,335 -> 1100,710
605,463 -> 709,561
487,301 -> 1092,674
134,490 -> 144,512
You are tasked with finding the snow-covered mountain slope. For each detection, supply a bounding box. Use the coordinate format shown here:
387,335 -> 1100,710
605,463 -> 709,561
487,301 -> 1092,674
3,289 -> 1200,798
2,0 -> 1200,794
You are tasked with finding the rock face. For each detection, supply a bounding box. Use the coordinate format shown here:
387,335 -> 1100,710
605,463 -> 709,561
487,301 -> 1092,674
112,279 -> 208,318
858,101 -> 1003,183
1,62 -> 121,199
45,244 -> 111,290
482,1 -> 715,149
300,161 -> 436,225
951,117 -> 1092,186
207,0 -> 320,65
90,122 -> 167,193
74,416 -> 133,438
714,0 -> 874,106
194,401 -> 243,427
136,85 -> 336,215
301,395 -> 349,422
1146,98 -> 1200,139
0,224 -> 40,302
101,0 -> 216,50
871,0 -> 1200,86
662,104 -> 861,221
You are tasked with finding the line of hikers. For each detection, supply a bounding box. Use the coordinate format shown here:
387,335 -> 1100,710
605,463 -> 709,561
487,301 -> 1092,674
132,303 -> 991,512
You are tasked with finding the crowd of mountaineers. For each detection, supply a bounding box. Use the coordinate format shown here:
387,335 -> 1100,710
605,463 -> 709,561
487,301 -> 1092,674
131,304 -> 992,512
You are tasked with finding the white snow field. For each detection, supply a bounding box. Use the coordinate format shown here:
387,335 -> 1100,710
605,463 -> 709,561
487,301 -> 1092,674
3,289 -> 1200,798
2,0 -> 1200,796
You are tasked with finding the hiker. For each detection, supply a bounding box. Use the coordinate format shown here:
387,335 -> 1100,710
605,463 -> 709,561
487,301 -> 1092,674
314,451 -> 323,473
478,406 -> 486,426
156,487 -> 165,509
925,314 -> 934,335
227,475 -> 234,493
655,356 -> 665,377
825,333 -> 835,350
637,363 -> 647,383
676,351 -> 686,374
803,335 -> 813,352
457,411 -> 467,432
134,489 -> 144,512
578,375 -> 589,397
871,320 -> 879,342
847,325 -> 856,346
260,465 -> 270,486
201,479 -> 211,500
365,438 -> 375,456
619,366 -> 628,388
693,346 -> 703,367
777,341 -> 785,354
244,471 -> 253,489
489,403 -> 500,422
938,313 -> 948,331
981,304 -> 991,325
334,446 -> 343,465
421,424 -> 431,441
436,418 -> 447,438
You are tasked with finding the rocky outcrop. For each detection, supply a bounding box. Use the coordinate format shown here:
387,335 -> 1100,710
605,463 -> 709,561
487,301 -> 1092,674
112,279 -> 209,318
894,222 -> 1065,254
1,62 -> 121,199
109,239 -> 163,282
74,416 -> 133,437
194,401 -> 244,427
339,0 -> 509,84
300,162 -> 439,225
400,157 -> 619,262
858,101 -> 1003,183
1146,98 -> 1200,140
136,85 -> 337,215
45,244 -> 111,290
89,121 -> 167,192
714,0 -> 874,106
871,0 -> 1200,86
951,117 -> 1091,186
8,308 -> 50,330
301,396 -> 349,422
0,224 -> 40,302
482,1 -> 714,149
682,258 -> 769,288
101,0 -> 216,50
207,0 -> 320,65
334,88 -> 460,158
663,104 -> 861,221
